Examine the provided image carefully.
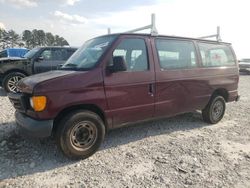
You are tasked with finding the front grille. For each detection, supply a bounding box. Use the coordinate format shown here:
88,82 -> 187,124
8,93 -> 28,113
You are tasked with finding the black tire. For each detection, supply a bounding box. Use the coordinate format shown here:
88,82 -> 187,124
3,72 -> 26,93
55,110 -> 105,159
202,95 -> 226,124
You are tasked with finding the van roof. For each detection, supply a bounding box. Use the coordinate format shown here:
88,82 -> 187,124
101,33 -> 231,45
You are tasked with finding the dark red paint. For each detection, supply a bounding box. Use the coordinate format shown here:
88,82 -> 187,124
18,34 -> 239,130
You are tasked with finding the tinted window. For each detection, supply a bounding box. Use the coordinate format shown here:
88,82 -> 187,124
24,47 -> 40,59
198,43 -> 235,67
156,39 -> 197,70
40,49 -> 52,60
40,49 -> 62,61
112,38 -> 148,72
65,49 -> 76,60
0,50 -> 7,58
52,49 -> 66,61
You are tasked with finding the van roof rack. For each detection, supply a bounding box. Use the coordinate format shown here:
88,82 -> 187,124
108,13 -> 158,36
107,14 -> 222,42
198,26 -> 222,42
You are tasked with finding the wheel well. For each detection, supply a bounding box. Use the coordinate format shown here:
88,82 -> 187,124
53,104 -> 107,134
4,69 -> 28,77
212,88 -> 229,102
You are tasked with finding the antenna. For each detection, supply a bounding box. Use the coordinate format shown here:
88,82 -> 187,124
199,26 -> 222,41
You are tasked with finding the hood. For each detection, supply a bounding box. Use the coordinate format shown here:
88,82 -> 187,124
18,70 -> 76,93
0,57 -> 26,61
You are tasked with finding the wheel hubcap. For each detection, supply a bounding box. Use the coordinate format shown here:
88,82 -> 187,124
7,76 -> 23,92
70,121 -> 97,151
212,100 -> 224,121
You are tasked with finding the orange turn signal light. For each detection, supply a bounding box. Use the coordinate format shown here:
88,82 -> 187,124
30,96 -> 47,112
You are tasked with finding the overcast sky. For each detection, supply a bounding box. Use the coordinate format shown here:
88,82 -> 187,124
0,0 -> 249,58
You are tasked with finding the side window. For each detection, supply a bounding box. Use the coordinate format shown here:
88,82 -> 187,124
51,49 -> 64,61
155,39 -> 197,70
40,49 -> 52,60
65,49 -> 76,60
198,43 -> 235,67
0,50 -> 7,58
112,38 -> 148,72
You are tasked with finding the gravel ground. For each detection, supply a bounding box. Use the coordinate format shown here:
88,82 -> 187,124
0,75 -> 249,188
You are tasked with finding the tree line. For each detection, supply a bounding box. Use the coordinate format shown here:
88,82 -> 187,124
0,29 -> 69,50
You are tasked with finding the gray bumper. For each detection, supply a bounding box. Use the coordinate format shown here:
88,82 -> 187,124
15,111 -> 53,138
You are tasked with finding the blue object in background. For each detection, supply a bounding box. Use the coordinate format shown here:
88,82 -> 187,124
0,48 -> 30,58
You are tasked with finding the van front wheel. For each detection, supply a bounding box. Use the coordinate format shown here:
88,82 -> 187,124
202,96 -> 226,124
56,110 -> 105,159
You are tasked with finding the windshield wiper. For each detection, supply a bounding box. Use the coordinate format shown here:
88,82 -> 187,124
63,63 -> 77,67
60,63 -> 78,71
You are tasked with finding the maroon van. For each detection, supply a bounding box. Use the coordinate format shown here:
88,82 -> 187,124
8,33 -> 239,159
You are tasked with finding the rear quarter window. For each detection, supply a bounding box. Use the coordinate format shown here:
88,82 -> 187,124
198,43 -> 235,67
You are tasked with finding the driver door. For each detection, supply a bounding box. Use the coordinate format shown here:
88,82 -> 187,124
104,36 -> 155,127
33,48 -> 53,73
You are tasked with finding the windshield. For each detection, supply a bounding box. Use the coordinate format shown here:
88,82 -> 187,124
0,50 -> 7,58
24,47 -> 40,59
61,35 -> 116,70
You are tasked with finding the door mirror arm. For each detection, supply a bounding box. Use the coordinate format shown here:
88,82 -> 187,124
36,56 -> 44,61
107,56 -> 127,73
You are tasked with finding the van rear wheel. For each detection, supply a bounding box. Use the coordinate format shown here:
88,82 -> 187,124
202,95 -> 226,124
56,110 -> 105,159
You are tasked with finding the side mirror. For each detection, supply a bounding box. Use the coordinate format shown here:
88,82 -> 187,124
36,56 -> 44,61
57,63 -> 63,69
107,56 -> 127,73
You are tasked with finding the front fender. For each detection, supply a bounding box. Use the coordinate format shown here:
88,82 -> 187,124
0,59 -> 32,75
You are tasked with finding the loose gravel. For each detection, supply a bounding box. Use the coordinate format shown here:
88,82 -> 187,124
0,75 -> 249,188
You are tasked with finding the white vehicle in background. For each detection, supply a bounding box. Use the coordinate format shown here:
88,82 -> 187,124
239,59 -> 250,74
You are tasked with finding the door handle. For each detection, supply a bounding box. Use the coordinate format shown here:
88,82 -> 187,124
149,83 -> 154,97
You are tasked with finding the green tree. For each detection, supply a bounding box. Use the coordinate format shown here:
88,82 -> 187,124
37,30 -> 45,46
59,37 -> 69,46
45,32 -> 55,46
1,28 -> 70,50
54,35 -> 69,46
8,30 -> 21,48
22,30 -> 32,48
31,29 -> 39,48
0,28 -> 5,48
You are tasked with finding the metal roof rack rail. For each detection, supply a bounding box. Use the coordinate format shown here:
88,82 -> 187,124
199,26 -> 222,42
108,13 -> 158,36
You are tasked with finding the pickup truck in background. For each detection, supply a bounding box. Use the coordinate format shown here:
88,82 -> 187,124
0,46 -> 77,92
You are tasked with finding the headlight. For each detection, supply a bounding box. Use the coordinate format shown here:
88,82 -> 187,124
29,96 -> 47,112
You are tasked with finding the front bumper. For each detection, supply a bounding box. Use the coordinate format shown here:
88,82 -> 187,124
15,111 -> 53,138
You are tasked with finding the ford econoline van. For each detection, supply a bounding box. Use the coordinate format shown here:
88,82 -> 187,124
8,33 -> 239,159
